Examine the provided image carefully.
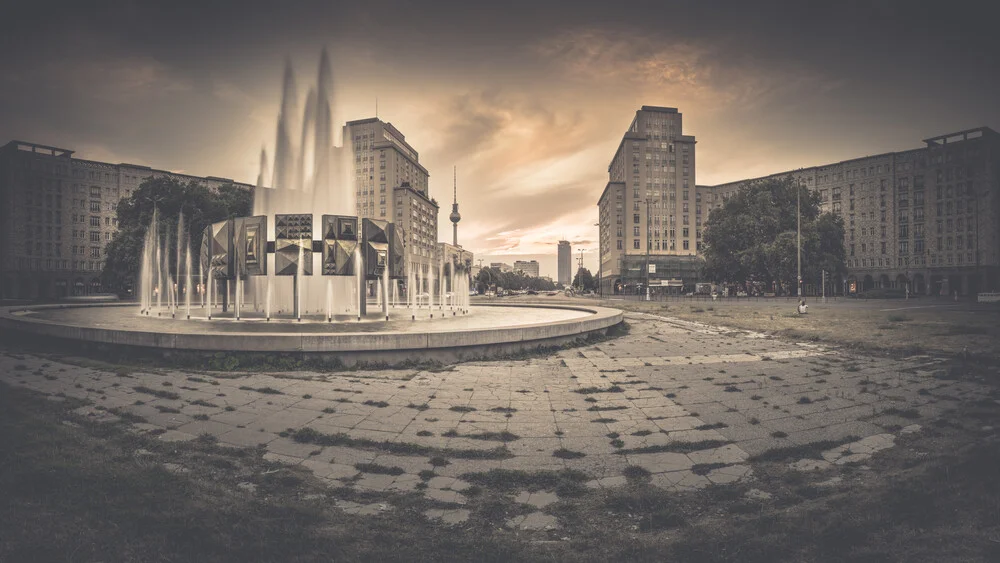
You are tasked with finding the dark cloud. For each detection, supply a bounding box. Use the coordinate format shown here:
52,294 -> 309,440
2,0 -> 997,273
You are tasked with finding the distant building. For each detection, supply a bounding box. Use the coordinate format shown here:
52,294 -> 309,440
438,242 -> 473,277
597,106 -> 701,295
597,106 -> 1000,296
490,262 -> 513,273
557,240 -> 572,285
705,127 -> 1000,296
513,259 -> 540,277
0,140 -> 253,300
343,118 -> 437,274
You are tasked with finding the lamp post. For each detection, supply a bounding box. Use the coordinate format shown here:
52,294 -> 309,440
645,198 -> 653,301
594,222 -> 601,297
797,182 -> 802,298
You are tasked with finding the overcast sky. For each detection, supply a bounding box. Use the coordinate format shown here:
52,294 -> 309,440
3,0 -> 997,278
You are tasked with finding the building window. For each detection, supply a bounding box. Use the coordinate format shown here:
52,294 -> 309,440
633,240 -> 640,249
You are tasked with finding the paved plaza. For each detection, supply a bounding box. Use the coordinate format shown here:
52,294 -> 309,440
0,312 -> 985,528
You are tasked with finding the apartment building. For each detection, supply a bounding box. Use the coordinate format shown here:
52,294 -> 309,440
0,140 -> 253,300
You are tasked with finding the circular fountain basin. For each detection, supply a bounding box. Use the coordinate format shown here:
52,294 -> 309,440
0,303 -> 622,366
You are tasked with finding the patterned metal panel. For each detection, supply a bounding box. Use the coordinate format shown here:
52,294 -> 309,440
240,215 -> 267,276
321,215 -> 358,276
275,214 -> 313,276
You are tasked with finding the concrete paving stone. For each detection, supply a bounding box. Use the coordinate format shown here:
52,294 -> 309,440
388,473 -> 422,492
263,452 -> 305,465
505,437 -> 562,456
267,436 -> 325,458
299,459 -> 359,480
665,429 -> 728,443
218,427 -> 276,448
175,419 -> 233,437
585,475 -> 628,489
209,409 -> 261,427
353,472 -> 398,492
737,436 -> 798,458
514,490 -> 559,508
423,508 -> 471,525
500,455 -> 566,472
424,487 -> 468,505
650,470 -> 710,490
253,407 -> 320,433
506,511 -> 559,530
627,451 -> 693,473
706,464 -> 752,485
651,416 -> 702,432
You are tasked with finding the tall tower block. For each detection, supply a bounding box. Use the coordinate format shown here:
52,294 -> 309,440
449,166 -> 462,246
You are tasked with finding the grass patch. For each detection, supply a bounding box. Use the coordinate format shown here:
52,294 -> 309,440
552,448 -> 586,460
133,386 -> 180,401
603,486 -> 686,531
751,436 -> 860,462
586,405 -> 628,412
406,403 -> 430,411
691,462 -> 729,476
289,427 -> 511,460
622,465 -> 652,480
354,462 -> 404,476
448,406 -> 476,413
694,422 -> 728,430
189,399 -> 219,408
460,468 -> 589,497
614,440 -> 731,456
883,407 -> 922,419
238,386 -> 283,395
362,400 -> 390,408
574,386 -> 625,394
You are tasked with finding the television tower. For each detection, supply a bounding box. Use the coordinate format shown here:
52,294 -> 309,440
449,166 -> 461,246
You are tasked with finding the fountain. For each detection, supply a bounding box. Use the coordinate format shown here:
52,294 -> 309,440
0,48 -> 622,366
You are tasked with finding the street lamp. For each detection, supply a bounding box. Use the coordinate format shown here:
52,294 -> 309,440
645,198 -> 653,301
797,181 -> 802,298
594,222 -> 601,297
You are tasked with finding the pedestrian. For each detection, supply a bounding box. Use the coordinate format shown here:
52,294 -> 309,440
797,299 -> 808,314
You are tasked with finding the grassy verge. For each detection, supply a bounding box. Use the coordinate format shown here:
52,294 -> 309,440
603,298 -> 1000,360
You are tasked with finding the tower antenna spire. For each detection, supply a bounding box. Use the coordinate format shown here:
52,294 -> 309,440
449,165 -> 461,247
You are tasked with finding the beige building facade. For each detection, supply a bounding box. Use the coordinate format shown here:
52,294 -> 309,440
513,260 -> 540,278
0,140 -> 253,300
597,106 -> 702,294
598,107 -> 999,296
706,127 -> 1000,296
343,118 -> 438,274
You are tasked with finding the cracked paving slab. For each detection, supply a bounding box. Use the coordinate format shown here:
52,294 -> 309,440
1,310 -> 988,501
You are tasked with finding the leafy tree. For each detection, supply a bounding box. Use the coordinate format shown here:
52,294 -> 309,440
701,176 -> 845,293
474,267 -> 556,293
572,267 -> 596,291
102,177 -> 252,294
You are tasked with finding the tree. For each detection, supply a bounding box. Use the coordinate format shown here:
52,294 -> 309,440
102,177 -> 252,295
474,267 -> 556,293
572,267 -> 596,292
701,176 -> 845,293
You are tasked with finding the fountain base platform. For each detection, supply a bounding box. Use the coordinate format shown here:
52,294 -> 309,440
0,303 -> 623,367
